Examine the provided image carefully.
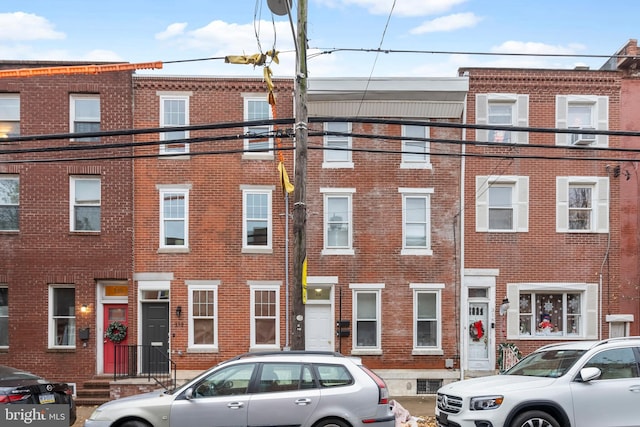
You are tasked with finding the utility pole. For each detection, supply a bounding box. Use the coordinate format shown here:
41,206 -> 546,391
291,0 -> 308,350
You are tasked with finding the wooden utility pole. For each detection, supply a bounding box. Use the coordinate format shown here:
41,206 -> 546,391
291,0 -> 308,350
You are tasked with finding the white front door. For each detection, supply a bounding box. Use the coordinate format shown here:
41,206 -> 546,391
467,300 -> 490,370
305,304 -> 333,351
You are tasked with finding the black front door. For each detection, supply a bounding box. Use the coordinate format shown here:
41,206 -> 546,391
141,302 -> 169,373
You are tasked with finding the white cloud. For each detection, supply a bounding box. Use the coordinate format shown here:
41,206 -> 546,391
314,0 -> 468,17
0,12 -> 65,41
82,49 -> 125,62
410,12 -> 482,34
155,23 -> 188,41
492,41 -> 585,56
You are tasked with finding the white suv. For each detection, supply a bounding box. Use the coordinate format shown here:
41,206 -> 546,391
84,351 -> 395,427
436,337 -> 640,427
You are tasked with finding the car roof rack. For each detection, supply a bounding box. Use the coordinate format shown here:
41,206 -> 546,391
224,350 -> 345,362
591,336 -> 640,348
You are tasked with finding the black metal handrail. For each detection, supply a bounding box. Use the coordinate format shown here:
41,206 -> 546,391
113,344 -> 177,391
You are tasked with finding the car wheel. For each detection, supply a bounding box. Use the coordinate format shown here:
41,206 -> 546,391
313,418 -> 349,427
510,410 -> 560,427
119,420 -> 151,427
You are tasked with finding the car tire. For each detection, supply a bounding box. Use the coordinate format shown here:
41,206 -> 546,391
313,418 -> 349,427
510,410 -> 560,427
119,420 -> 151,427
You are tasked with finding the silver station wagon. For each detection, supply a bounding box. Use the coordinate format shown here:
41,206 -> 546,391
84,351 -> 395,427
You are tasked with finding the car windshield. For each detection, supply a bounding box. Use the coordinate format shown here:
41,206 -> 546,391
504,349 -> 586,378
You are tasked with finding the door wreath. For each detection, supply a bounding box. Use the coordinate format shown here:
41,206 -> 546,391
104,321 -> 128,343
469,320 -> 485,341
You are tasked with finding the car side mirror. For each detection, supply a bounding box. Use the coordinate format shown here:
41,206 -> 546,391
185,387 -> 194,400
579,367 -> 601,382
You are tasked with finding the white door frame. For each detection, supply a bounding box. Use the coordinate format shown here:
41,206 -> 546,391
304,276 -> 337,351
462,269 -> 498,371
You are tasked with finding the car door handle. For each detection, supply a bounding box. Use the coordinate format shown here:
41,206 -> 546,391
227,402 -> 245,409
295,398 -> 312,405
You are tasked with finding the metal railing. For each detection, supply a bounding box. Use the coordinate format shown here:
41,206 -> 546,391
113,344 -> 177,391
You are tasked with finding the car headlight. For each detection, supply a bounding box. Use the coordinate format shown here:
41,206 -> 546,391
470,395 -> 504,410
88,408 -> 110,421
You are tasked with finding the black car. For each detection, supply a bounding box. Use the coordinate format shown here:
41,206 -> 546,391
0,364 -> 76,425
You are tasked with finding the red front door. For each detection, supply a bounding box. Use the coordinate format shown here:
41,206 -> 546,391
103,304 -> 128,374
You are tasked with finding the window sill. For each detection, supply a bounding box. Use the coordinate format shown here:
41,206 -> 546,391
242,153 -> 274,160
187,347 -> 219,354
412,349 -> 444,356
350,349 -> 382,356
401,248 -> 433,256
322,161 -> 354,169
242,247 -> 273,254
70,231 -> 101,235
47,347 -> 76,352
249,345 -> 281,352
157,247 -> 190,254
159,154 -> 190,160
400,162 -> 432,170
322,248 -> 355,256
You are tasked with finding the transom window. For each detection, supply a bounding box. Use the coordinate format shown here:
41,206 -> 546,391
70,176 -> 101,232
0,95 -> 19,138
70,95 -> 100,142
160,95 -> 190,154
324,122 -> 352,166
0,176 -> 19,231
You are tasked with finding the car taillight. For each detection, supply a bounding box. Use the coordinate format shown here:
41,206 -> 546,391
360,366 -> 389,405
0,393 -> 29,403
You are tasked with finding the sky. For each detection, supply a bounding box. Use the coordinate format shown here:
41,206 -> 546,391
0,0 -> 638,79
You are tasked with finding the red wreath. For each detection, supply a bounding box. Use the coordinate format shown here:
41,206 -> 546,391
470,320 -> 485,340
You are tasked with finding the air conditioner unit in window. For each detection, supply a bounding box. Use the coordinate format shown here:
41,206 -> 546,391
569,127 -> 596,145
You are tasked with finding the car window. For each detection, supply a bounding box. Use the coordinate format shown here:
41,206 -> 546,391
583,348 -> 639,380
315,364 -> 354,387
194,363 -> 255,397
506,349 -> 585,377
258,363 -> 313,393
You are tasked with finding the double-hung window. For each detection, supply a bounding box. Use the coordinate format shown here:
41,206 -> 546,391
401,125 -> 430,168
158,185 -> 190,249
250,282 -> 280,349
188,282 -> 218,350
556,95 -> 608,147
0,94 -> 19,138
0,286 -> 7,347
70,176 -> 101,232
556,177 -> 608,233
49,286 -> 75,348
160,94 -> 190,154
323,122 -> 352,167
400,188 -> 432,255
351,284 -> 383,354
70,95 -> 100,142
0,175 -> 19,231
321,188 -> 355,255
412,283 -> 444,353
244,97 -> 272,157
476,94 -> 529,144
476,176 -> 529,232
242,186 -> 273,252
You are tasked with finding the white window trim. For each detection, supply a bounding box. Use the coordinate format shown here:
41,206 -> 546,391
159,94 -> 190,155
556,95 -> 608,147
249,281 -> 281,350
411,283 -> 444,355
506,282 -> 598,340
401,124 -> 431,169
321,188 -> 355,255
399,187 -> 433,255
69,176 -> 101,233
0,175 -> 19,232
70,94 -> 100,141
243,95 -> 273,159
476,93 -> 529,144
476,176 -> 529,233
322,122 -> 353,168
350,283 -> 384,355
0,94 -> 20,138
241,185 -> 274,253
556,176 -> 609,233
48,285 -> 76,349
187,281 -> 219,352
157,184 -> 191,251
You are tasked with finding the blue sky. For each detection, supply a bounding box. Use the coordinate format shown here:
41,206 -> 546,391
1,0 -> 638,78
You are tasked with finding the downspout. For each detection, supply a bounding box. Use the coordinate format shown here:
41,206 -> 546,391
285,192 -> 290,349
459,92 -> 468,382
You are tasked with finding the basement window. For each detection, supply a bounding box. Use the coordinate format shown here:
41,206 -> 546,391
417,379 -> 441,394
